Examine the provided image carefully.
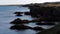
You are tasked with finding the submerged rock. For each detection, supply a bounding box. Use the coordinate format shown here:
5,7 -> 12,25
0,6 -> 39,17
14,12 -> 23,16
10,25 -> 32,30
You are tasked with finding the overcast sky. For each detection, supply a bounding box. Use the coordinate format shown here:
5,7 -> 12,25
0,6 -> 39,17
0,0 -> 60,5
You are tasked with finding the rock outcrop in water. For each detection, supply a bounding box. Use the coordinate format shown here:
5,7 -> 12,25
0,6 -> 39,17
10,18 -> 22,24
10,25 -> 32,30
10,18 -> 30,24
14,12 -> 23,16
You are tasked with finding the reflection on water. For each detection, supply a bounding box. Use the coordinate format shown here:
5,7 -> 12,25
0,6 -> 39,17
0,6 -> 55,34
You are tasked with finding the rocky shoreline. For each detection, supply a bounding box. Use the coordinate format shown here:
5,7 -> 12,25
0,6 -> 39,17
21,2 -> 60,22
9,2 -> 60,34
21,2 -> 60,34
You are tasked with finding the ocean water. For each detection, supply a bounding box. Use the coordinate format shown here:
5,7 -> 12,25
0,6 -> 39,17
0,6 -> 55,34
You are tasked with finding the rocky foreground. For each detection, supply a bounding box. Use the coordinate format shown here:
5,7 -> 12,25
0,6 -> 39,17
37,23 -> 60,34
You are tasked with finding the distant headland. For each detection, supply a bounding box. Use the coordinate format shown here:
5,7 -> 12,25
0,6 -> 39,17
21,2 -> 60,7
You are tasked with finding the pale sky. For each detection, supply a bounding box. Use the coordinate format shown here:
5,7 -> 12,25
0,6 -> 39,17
0,0 -> 60,5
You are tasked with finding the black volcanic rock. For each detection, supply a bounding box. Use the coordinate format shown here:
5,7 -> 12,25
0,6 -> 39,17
14,12 -> 23,16
24,12 -> 31,15
32,26 -> 44,31
10,25 -> 32,30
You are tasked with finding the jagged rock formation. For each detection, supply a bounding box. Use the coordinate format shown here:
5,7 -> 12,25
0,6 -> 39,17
10,18 -> 30,24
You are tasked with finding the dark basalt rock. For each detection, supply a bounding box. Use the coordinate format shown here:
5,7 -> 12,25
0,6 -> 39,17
10,25 -> 32,30
10,18 -> 30,24
24,12 -> 31,15
36,22 -> 55,25
14,12 -> 23,16
32,26 -> 44,31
